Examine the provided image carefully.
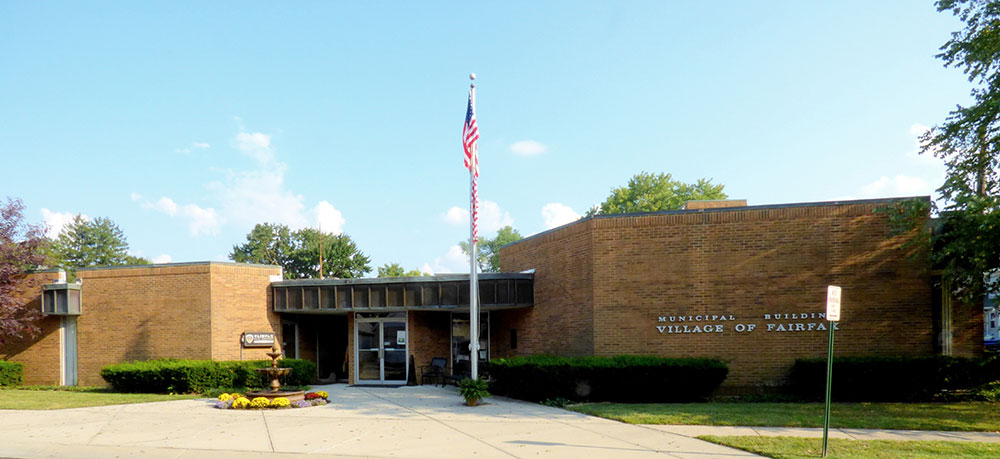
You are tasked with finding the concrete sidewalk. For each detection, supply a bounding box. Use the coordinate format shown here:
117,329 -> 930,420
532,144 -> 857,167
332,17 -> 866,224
648,424 -> 1000,443
0,384 -> 760,458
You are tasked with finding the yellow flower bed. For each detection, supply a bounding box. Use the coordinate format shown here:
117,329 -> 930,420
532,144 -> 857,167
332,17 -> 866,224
270,397 -> 290,408
231,397 -> 250,409
316,390 -> 329,399
218,393 -> 233,402
250,397 -> 270,409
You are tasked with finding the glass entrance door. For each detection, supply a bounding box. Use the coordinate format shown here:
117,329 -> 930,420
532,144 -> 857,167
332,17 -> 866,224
355,313 -> 407,384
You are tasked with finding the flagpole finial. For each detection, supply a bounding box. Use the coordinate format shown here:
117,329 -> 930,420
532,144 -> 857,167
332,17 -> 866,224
469,73 -> 476,81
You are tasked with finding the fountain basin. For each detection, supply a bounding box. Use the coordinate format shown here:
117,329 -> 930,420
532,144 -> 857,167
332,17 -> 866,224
257,367 -> 292,378
245,389 -> 305,403
245,345 -> 305,403
247,367 -> 305,402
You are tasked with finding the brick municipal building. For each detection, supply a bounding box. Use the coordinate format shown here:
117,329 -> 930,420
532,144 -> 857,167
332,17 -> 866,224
1,197 -> 983,391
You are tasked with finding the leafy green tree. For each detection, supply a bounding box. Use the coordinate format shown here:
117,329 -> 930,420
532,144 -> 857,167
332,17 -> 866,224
378,263 -> 406,277
51,215 -> 149,277
377,263 -> 429,277
289,228 -> 371,279
0,197 -> 49,346
586,172 -> 727,216
231,223 -> 294,269
230,224 -> 371,279
915,0 -> 1000,301
459,225 -> 523,273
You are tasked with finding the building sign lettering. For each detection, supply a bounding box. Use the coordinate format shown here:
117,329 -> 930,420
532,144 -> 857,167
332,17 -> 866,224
242,332 -> 276,348
655,313 -> 839,335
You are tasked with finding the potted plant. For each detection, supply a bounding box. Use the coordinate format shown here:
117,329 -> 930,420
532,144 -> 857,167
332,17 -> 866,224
458,377 -> 490,406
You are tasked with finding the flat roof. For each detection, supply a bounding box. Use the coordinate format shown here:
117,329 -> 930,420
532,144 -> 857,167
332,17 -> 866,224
77,261 -> 282,272
272,272 -> 533,287
272,272 -> 534,314
505,195 -> 931,249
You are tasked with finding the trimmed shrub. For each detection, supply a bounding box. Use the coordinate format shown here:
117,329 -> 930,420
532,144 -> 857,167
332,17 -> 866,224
486,355 -> 728,403
0,360 -> 24,386
100,358 -> 317,393
790,356 -> 1000,402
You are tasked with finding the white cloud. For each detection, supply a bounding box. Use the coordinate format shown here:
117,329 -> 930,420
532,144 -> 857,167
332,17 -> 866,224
40,209 -> 86,238
140,196 -> 221,236
858,175 -> 934,198
441,200 -> 513,235
175,142 -> 210,155
208,166 -> 309,229
315,201 -> 345,235
478,200 -> 515,234
442,206 -> 468,225
181,203 -> 222,236
152,254 -> 173,264
427,245 -> 470,274
909,123 -> 929,138
509,140 -> 548,156
541,202 -> 581,229
846,124 -> 947,201
234,132 -> 273,164
147,197 -> 179,215
138,126 -> 347,238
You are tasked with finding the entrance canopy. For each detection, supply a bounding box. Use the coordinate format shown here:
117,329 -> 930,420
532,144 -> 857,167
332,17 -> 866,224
272,273 -> 533,314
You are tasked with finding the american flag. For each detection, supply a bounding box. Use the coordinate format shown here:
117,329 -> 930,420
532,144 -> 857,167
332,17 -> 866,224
463,86 -> 479,242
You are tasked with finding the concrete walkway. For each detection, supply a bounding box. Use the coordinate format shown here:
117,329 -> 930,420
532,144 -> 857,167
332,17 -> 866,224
649,424 -> 1000,443
0,384 -> 760,458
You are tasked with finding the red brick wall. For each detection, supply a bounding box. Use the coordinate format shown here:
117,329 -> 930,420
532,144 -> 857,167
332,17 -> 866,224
500,200 -> 949,389
952,299 -> 984,357
74,262 -> 280,386
489,308 -> 528,359
76,264 -> 215,386
409,311 -> 451,382
0,271 -> 63,385
208,264 -> 282,361
347,311 -> 355,383
1,316 -> 62,385
499,220 -> 595,356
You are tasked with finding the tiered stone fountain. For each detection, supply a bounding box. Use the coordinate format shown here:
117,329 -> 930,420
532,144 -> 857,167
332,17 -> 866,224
246,345 -> 305,403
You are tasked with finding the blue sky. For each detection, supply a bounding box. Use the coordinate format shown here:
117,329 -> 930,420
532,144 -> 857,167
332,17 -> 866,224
1,1 -> 969,274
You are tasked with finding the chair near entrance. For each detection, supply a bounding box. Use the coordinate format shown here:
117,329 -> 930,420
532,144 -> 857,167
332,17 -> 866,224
420,358 -> 490,387
420,357 -> 449,386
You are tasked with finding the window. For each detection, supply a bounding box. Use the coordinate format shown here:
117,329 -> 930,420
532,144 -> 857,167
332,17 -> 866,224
451,312 -> 490,373
281,322 -> 297,359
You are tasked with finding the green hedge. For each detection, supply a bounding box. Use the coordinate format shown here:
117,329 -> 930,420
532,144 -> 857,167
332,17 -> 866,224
486,355 -> 728,402
0,360 -> 24,386
790,356 -> 1000,402
100,358 -> 316,393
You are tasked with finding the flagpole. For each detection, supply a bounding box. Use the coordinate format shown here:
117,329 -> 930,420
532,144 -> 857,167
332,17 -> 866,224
468,74 -> 479,381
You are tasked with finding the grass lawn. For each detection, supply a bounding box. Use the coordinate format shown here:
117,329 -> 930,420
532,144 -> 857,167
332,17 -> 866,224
0,388 -> 200,410
701,435 -> 1000,458
568,402 -> 1000,431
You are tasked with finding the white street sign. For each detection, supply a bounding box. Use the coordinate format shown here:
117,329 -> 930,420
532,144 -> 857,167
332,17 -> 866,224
826,285 -> 841,321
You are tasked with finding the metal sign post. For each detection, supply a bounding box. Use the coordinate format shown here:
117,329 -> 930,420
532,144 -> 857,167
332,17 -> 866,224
822,285 -> 841,458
